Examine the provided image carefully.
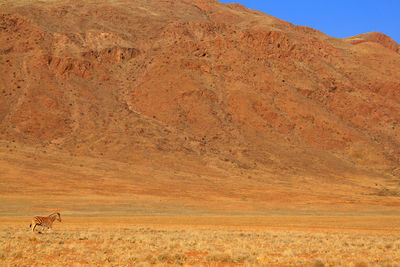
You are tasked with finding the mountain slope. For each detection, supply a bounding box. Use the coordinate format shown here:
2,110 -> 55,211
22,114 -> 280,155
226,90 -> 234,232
1,0 -> 400,215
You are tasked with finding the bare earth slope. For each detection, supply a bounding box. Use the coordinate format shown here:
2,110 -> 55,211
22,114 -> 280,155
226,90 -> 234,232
1,0 -> 400,215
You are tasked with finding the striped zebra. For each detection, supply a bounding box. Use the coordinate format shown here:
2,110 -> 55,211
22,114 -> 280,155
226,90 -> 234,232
30,212 -> 62,232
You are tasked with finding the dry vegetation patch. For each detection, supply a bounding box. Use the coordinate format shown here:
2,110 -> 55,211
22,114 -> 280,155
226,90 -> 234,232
0,217 -> 399,266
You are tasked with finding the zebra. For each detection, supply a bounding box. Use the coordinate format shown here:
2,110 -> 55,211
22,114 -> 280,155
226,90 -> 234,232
30,212 -> 62,232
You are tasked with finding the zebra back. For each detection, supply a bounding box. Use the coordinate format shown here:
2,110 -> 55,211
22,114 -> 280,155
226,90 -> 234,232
33,216 -> 54,227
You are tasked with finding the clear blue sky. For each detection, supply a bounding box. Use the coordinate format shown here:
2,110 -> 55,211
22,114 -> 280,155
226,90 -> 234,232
219,0 -> 400,43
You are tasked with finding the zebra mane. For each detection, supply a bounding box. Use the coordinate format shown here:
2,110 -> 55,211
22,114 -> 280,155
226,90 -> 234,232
48,212 -> 60,217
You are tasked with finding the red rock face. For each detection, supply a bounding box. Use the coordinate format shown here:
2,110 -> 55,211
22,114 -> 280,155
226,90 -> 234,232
0,0 -> 400,185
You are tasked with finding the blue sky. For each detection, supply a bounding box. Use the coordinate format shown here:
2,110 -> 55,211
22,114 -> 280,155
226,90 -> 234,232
219,0 -> 400,43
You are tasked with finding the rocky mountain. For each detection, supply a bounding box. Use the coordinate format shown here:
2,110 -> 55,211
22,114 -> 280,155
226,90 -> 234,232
1,0 -> 399,215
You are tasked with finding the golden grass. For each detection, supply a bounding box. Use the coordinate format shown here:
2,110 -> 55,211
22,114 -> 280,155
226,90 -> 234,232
1,216 -> 399,266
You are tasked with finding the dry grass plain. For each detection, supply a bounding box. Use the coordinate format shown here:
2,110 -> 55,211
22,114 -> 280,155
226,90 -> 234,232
1,216 -> 399,266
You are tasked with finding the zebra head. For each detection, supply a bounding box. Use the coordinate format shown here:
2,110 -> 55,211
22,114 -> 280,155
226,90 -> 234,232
48,212 -> 62,222
56,212 -> 62,222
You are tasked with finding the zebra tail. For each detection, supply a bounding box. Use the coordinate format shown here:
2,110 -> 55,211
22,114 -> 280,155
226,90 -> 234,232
29,223 -> 31,228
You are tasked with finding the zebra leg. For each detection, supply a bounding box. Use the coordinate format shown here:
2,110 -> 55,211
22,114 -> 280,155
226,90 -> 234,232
32,223 -> 37,232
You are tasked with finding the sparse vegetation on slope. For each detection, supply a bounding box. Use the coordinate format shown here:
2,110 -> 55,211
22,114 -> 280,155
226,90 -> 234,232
1,0 -> 400,212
